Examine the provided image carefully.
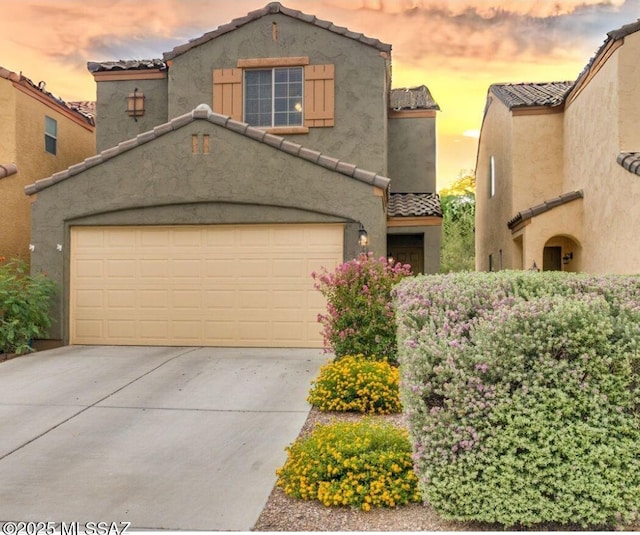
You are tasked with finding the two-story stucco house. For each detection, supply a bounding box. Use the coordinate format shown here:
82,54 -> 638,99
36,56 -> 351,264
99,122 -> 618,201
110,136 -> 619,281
476,19 -> 640,274
26,2 -> 441,349
0,67 -> 95,262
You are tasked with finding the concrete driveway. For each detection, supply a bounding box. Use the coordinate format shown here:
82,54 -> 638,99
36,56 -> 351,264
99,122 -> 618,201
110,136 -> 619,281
0,345 -> 327,531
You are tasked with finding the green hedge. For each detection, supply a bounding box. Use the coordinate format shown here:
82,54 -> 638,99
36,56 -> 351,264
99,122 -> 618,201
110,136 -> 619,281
393,271 -> 640,528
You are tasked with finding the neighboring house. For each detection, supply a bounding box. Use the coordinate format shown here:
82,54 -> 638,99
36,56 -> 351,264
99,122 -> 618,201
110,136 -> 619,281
476,19 -> 640,274
0,67 -> 95,262
26,2 -> 441,349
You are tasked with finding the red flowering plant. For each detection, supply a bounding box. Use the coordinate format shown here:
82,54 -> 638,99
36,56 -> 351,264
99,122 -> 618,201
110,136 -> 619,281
312,253 -> 412,365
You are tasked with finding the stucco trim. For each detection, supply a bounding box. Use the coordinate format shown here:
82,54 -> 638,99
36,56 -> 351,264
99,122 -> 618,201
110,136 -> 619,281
507,190 -> 584,231
24,103 -> 391,195
92,70 -> 167,82
163,2 -> 391,61
0,163 -> 18,179
237,57 -> 310,67
388,110 -> 437,119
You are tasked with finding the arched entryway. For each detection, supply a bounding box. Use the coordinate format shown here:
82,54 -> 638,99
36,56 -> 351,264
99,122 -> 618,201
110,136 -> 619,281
543,235 -> 581,272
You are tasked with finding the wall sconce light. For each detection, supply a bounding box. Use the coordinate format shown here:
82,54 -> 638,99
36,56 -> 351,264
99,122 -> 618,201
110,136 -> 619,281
127,88 -> 145,121
562,252 -> 573,265
358,224 -> 369,248
387,253 -> 394,265
56,244 -> 63,252
29,244 -> 35,252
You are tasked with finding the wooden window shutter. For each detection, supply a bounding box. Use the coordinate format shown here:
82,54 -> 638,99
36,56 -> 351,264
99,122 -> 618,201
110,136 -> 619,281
304,64 -> 335,127
213,69 -> 243,121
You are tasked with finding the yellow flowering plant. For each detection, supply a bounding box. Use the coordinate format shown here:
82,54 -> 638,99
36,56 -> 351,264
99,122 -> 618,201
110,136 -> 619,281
276,420 -> 421,510
307,355 -> 401,414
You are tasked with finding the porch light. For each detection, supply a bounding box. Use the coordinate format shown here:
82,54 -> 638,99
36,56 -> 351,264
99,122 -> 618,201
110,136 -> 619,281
562,252 -> 573,265
127,88 -> 145,121
358,224 -> 369,247
387,253 -> 394,265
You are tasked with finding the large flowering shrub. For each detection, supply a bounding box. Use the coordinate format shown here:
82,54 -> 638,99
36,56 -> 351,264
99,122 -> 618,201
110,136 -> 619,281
393,271 -> 640,528
307,355 -> 402,414
276,420 -> 421,510
312,253 -> 412,363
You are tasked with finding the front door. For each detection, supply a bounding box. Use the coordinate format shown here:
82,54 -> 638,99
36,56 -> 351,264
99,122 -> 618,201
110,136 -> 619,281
543,246 -> 562,271
387,234 -> 424,274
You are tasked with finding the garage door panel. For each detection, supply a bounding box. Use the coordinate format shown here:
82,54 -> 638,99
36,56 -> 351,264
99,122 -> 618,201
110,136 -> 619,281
70,224 -> 343,347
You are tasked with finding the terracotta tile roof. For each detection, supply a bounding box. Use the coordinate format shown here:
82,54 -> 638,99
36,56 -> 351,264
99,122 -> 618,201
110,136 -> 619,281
490,82 -> 574,110
0,163 -> 18,179
163,2 -> 391,61
0,66 -> 95,126
87,59 -> 167,73
507,190 -> 583,230
390,86 -> 439,111
68,101 -> 96,120
388,193 -> 442,217
25,104 -> 391,195
616,152 -> 640,175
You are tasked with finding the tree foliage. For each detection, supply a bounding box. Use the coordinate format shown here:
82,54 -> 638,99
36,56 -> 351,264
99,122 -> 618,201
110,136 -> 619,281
439,172 -> 475,273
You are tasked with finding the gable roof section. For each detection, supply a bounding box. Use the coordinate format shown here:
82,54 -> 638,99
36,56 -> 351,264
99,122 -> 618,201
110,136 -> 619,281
163,2 -> 391,61
25,104 -> 390,195
390,86 -> 439,111
490,82 -> 574,111
507,190 -> 584,230
0,66 -> 95,126
568,19 -> 640,105
88,59 -> 167,73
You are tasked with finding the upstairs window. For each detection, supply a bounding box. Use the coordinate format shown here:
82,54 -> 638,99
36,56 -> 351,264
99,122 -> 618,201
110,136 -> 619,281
244,67 -> 303,127
45,116 -> 57,155
213,59 -> 334,131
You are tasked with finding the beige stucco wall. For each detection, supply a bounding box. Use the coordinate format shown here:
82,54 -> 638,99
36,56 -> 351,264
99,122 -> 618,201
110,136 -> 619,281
1,80 -> 95,262
564,35 -> 640,274
475,97 -> 514,270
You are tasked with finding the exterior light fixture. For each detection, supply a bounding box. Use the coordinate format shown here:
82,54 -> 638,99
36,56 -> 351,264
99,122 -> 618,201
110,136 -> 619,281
562,252 -> 573,265
358,224 -> 369,248
387,253 -> 394,265
127,88 -> 145,121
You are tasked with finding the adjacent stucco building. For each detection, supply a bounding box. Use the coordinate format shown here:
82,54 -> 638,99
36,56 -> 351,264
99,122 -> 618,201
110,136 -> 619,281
0,67 -> 95,262
476,19 -> 640,274
26,2 -> 441,348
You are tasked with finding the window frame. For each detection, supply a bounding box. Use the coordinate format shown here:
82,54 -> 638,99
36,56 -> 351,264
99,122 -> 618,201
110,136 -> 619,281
489,155 -> 496,198
243,66 -> 304,128
45,116 -> 57,155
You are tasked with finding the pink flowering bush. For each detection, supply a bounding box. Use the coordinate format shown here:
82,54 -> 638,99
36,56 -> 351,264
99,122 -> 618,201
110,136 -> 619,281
312,253 -> 412,364
393,271 -> 640,528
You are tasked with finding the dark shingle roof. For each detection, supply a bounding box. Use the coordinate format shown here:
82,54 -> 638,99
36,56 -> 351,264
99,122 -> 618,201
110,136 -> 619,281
390,86 -> 439,111
490,82 -> 574,110
507,190 -> 583,230
388,193 -> 442,217
87,59 -> 167,73
25,104 -> 391,195
164,2 -> 391,61
0,163 -> 17,179
0,66 -> 95,126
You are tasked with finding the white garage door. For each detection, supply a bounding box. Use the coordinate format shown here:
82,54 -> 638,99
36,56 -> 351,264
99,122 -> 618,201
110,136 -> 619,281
69,224 -> 344,347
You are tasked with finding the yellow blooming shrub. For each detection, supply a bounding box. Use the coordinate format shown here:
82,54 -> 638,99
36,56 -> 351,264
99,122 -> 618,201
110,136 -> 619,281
276,420 -> 421,510
307,355 -> 401,414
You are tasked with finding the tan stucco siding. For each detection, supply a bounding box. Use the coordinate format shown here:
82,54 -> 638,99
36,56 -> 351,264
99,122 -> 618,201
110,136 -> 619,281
475,98 -> 514,270
0,79 -> 17,164
511,112 -> 564,212
618,32 -> 640,152
3,89 -> 95,261
564,41 -> 640,274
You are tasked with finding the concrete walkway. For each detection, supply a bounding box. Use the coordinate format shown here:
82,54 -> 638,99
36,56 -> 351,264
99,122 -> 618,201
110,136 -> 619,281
0,345 -> 327,531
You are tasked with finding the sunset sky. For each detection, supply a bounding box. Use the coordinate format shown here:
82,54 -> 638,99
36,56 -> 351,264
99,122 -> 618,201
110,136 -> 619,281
2,0 -> 640,189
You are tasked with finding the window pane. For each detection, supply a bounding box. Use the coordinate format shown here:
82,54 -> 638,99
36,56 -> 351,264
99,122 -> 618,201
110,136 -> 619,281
45,135 -> 56,155
244,67 -> 303,127
288,68 -> 302,82
45,116 -> 57,136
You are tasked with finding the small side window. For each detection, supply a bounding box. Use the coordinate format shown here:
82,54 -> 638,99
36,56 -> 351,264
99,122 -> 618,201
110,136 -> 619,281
45,116 -> 57,155
489,155 -> 496,198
